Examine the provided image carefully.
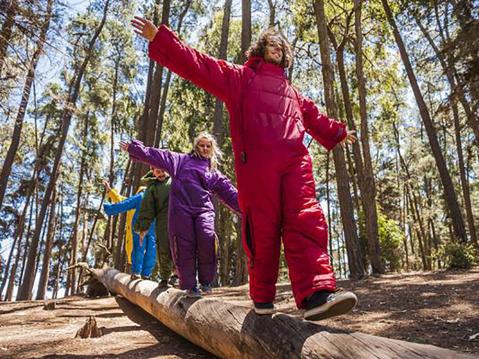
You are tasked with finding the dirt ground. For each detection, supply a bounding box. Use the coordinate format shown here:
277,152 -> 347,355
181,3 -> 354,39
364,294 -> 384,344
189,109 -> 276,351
0,268 -> 478,358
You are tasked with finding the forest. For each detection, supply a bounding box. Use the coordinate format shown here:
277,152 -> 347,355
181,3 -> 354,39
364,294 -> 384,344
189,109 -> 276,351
0,0 -> 478,304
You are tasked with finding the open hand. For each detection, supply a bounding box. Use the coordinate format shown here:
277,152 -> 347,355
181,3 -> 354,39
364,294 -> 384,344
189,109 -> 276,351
139,231 -> 147,246
340,129 -> 357,147
131,16 -> 158,42
120,141 -> 130,152
101,179 -> 111,192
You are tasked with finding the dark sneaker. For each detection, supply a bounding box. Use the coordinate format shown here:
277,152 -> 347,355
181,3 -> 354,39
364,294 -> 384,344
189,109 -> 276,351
130,273 -> 141,280
303,290 -> 357,321
168,274 -> 179,287
253,302 -> 276,315
200,283 -> 213,295
158,279 -> 169,289
185,287 -> 202,298
142,275 -> 151,280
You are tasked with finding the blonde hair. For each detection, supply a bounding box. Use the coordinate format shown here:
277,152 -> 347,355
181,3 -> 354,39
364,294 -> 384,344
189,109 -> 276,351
193,132 -> 222,170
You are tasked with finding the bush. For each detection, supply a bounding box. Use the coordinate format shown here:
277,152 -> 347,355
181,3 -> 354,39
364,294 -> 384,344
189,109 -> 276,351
377,212 -> 404,272
440,242 -> 477,270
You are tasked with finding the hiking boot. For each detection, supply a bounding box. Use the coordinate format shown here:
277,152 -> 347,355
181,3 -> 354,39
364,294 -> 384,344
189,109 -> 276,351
303,290 -> 357,321
168,274 -> 179,287
185,287 -> 202,298
158,279 -> 169,289
200,283 -> 213,295
253,302 -> 276,315
130,273 -> 141,280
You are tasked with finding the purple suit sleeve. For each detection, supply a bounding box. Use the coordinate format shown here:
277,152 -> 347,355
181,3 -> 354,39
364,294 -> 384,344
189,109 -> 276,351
127,140 -> 183,177
297,92 -> 347,150
148,25 -> 243,104
210,171 -> 241,214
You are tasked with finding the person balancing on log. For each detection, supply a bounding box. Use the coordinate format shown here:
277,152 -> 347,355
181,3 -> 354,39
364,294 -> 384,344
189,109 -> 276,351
130,16 -> 358,321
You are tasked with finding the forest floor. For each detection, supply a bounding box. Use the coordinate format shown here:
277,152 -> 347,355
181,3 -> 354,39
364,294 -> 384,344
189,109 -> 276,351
0,267 -> 478,358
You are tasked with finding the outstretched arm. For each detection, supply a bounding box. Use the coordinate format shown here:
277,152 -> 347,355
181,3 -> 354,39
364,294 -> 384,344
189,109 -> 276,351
131,16 -> 242,104
298,93 -> 354,150
120,140 -> 182,177
104,192 -> 142,216
210,171 -> 241,214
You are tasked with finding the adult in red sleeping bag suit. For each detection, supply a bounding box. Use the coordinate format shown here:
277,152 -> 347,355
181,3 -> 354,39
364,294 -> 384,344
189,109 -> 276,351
132,17 -> 358,320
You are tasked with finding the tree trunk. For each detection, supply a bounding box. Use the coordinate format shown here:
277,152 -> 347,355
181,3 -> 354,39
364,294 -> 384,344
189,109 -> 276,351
36,184 -> 57,300
155,0 -> 192,146
133,0 -> 170,189
412,8 -> 478,244
92,268 -> 472,359
381,0 -> 467,243
68,113 -> 90,295
353,0 -> 383,274
0,0 -> 16,74
213,0 -> 232,146
0,0 -> 53,211
232,0 -> 252,285
0,174 -> 35,297
240,0 -> 251,64
16,0 -> 110,300
314,0 -> 365,279
267,0 -> 276,27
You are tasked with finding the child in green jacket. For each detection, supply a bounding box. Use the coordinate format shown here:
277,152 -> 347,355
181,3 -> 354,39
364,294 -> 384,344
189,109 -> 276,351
135,167 -> 177,288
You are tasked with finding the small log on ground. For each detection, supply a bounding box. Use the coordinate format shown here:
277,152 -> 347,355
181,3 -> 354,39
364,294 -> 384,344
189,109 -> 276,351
92,268 -> 473,359
75,315 -> 103,338
43,300 -> 55,310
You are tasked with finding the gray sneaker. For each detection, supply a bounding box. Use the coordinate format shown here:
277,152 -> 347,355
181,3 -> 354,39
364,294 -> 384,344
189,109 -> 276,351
185,287 -> 202,298
200,283 -> 213,295
303,290 -> 357,321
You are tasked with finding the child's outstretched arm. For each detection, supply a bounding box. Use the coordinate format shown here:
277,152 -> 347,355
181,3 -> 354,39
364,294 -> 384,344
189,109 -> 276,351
120,140 -> 182,177
210,171 -> 241,214
102,179 -> 125,203
297,92 -> 356,150
131,16 -> 242,104
103,192 -> 143,216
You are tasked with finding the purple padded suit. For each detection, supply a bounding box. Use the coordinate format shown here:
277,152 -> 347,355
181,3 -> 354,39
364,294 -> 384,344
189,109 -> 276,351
128,140 -> 240,290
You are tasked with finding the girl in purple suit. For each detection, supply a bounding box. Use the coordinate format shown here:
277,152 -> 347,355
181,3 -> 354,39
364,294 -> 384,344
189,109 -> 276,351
121,132 -> 240,297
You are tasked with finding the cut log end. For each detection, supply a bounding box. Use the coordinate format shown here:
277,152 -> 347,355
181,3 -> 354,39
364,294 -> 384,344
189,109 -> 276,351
43,301 -> 56,310
75,316 -> 103,338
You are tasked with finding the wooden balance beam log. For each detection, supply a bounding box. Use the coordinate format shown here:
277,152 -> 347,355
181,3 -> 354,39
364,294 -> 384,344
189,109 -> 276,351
94,268 -> 473,359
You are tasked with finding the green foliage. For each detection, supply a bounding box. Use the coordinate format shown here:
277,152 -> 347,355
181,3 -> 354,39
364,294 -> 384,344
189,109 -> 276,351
439,242 -> 477,270
377,211 -> 405,272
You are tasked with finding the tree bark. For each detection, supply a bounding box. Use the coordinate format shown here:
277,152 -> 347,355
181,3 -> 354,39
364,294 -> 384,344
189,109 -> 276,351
155,0 -> 192,146
353,0 -> 383,274
232,0 -> 252,285
0,0 -> 17,75
213,0 -> 232,147
92,268 -> 472,359
381,0 -> 467,243
412,6 -> 478,244
67,113 -> 90,295
0,0 -> 53,211
36,183 -> 57,300
314,0 -> 365,279
240,0 -> 251,64
267,0 -> 276,27
16,0 -> 110,300
133,0 -> 170,189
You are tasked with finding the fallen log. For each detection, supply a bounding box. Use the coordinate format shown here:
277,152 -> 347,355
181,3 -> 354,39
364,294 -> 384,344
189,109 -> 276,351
93,268 -> 472,359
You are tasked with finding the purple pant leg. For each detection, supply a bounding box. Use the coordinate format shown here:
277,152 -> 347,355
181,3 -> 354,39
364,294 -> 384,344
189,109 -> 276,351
195,211 -> 217,286
169,209 -> 196,290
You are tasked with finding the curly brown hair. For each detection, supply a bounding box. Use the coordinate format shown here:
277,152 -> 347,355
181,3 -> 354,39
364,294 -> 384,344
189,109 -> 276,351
246,28 -> 293,69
